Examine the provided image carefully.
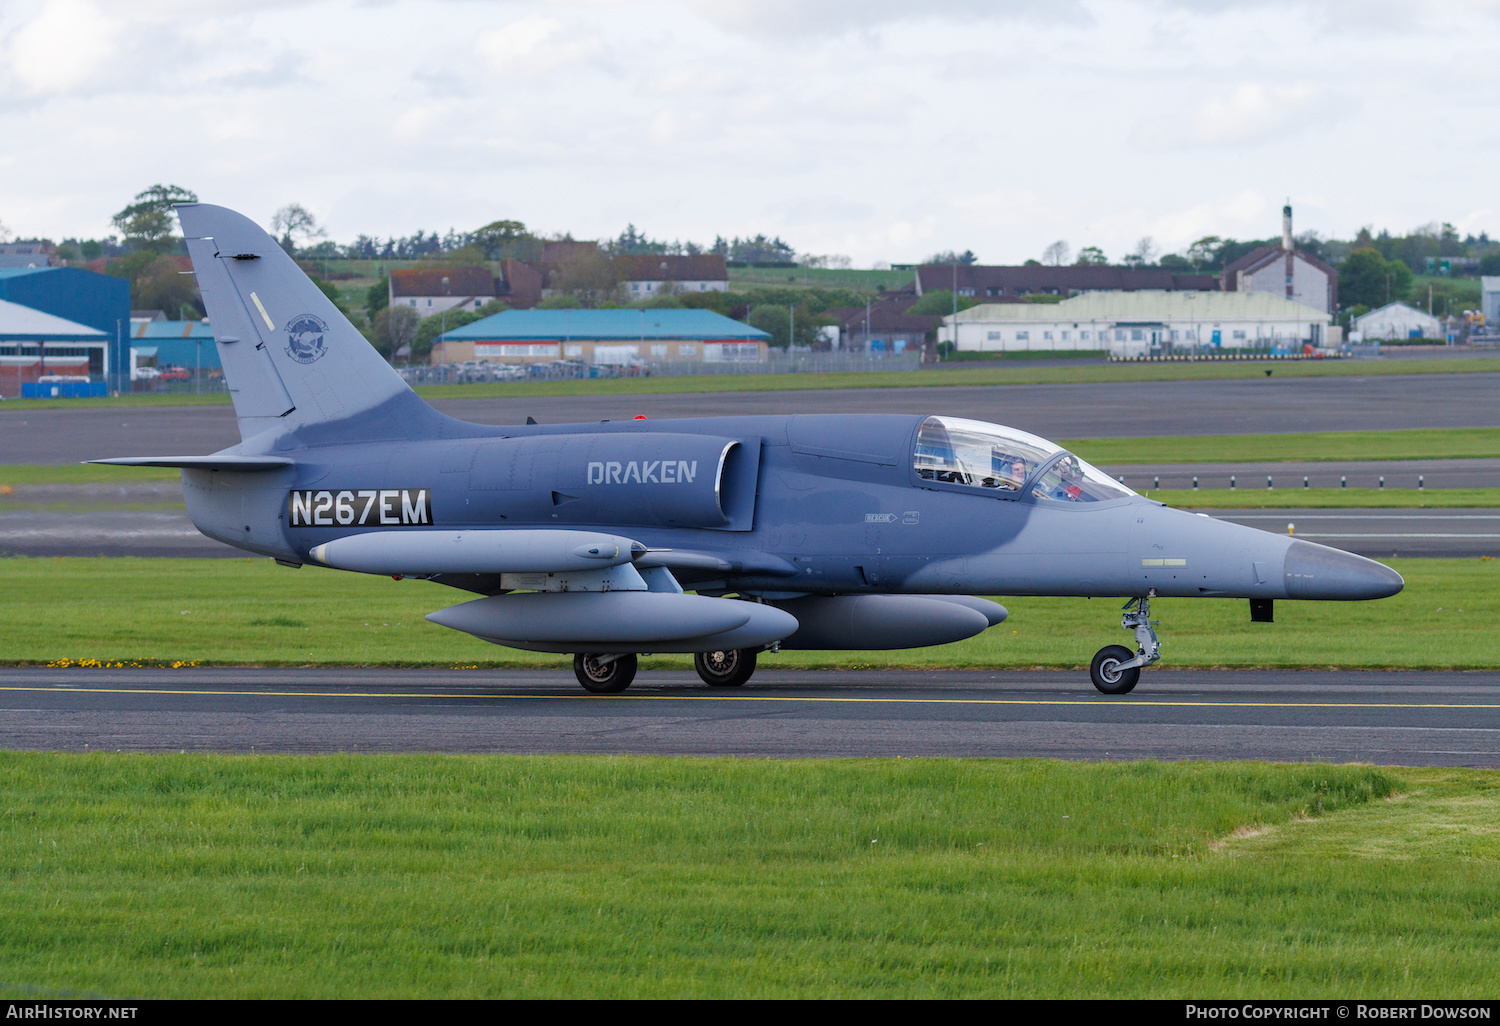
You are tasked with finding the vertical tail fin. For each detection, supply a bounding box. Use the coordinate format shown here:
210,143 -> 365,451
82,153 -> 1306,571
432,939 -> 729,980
177,203 -> 444,444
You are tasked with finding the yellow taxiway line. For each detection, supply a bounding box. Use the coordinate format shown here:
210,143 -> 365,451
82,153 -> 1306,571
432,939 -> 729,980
2,684 -> 1499,710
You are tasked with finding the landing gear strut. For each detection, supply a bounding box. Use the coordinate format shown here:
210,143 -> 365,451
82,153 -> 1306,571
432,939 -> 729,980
574,652 -> 637,693
694,648 -> 757,688
1090,593 -> 1160,695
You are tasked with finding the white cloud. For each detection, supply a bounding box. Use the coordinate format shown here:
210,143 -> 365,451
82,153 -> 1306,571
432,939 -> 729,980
4,0 -> 1500,260
474,15 -> 605,75
678,0 -> 1084,37
1191,83 -> 1322,145
6,0 -> 120,94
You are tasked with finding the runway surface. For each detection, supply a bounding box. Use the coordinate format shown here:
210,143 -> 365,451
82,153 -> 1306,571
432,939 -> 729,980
1,667 -> 1496,767
5,372 -> 1500,464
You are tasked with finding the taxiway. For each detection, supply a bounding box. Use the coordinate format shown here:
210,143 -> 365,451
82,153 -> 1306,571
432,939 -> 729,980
2,667 -> 1496,767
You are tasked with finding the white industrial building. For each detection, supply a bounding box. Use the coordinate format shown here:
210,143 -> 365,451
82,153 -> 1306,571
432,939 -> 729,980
941,291 -> 1333,358
1481,277 -> 1500,327
1350,302 -> 1442,342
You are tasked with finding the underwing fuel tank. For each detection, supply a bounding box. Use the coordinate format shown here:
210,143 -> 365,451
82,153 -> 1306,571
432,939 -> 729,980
772,595 -> 1002,650
308,529 -> 641,576
426,592 -> 799,655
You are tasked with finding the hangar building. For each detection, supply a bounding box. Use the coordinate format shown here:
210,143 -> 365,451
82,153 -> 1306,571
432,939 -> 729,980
433,309 -> 771,365
0,267 -> 132,391
129,317 -> 221,375
941,290 -> 1333,358
0,298 -> 109,397
1350,302 -> 1442,342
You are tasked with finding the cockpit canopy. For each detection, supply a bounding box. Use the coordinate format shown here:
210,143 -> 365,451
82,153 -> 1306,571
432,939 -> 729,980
912,415 -> 1134,503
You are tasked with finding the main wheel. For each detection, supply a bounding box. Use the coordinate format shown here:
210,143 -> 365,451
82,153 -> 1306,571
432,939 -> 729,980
1090,645 -> 1140,695
694,648 -> 757,688
573,653 -> 637,693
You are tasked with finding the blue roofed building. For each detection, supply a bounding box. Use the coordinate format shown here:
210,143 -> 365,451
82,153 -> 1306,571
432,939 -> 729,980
433,308 -> 770,366
0,298 -> 109,397
129,318 -> 221,375
0,266 -> 132,391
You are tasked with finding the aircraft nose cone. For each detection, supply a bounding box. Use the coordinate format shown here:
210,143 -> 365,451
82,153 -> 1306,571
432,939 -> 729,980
1282,540 -> 1404,600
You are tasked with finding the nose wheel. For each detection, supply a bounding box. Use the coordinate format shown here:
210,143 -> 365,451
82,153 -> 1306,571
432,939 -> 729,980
1090,646 -> 1140,694
1090,594 -> 1160,695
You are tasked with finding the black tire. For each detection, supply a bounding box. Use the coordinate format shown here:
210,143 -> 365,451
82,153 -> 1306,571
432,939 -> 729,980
1090,645 -> 1140,695
694,648 -> 757,688
573,653 -> 637,693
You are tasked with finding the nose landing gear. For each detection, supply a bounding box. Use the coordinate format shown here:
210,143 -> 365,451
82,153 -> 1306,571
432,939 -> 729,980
1090,593 -> 1160,695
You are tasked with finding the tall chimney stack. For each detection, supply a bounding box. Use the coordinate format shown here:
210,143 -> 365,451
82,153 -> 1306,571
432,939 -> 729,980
1282,203 -> 1293,251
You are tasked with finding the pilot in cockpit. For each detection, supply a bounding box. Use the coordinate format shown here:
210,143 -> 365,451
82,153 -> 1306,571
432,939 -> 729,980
989,448 -> 1029,490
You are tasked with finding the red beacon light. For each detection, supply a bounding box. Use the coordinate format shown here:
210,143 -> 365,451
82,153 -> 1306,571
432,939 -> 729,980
633,415 -> 647,420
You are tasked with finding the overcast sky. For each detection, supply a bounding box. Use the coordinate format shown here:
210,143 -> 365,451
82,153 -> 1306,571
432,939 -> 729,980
1,0 -> 1496,265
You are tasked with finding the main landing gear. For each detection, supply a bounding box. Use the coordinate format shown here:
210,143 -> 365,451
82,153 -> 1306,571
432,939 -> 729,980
1090,594 -> 1161,695
573,653 -> 637,693
693,648 -> 758,688
572,649 -> 762,692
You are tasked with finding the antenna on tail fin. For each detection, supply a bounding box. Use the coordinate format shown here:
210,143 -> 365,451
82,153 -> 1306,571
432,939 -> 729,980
176,203 -> 449,445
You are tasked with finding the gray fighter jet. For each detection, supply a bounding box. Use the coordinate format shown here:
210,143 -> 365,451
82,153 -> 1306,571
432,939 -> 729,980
96,205 -> 1403,694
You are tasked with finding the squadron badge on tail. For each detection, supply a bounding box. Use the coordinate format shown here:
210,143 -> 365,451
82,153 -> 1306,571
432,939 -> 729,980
284,313 -> 329,364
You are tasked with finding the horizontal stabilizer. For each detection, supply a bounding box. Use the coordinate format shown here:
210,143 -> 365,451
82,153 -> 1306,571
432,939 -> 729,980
310,529 -> 643,576
88,456 -> 295,471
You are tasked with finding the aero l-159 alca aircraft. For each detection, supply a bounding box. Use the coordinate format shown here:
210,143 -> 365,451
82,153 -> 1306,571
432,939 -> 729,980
96,205 -> 1404,694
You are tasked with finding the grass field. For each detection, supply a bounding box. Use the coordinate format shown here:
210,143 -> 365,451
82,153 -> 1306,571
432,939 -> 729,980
3,556 -> 1494,669
1,465 -> 181,486
3,356 -> 1499,411
1,753 -> 1497,998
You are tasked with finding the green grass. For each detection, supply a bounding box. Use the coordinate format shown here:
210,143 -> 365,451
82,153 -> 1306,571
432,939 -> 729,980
3,556 -> 1495,669
3,753 -> 1499,998
1067,427 -> 1500,465
4,356 -> 1499,411
0,466 -> 181,486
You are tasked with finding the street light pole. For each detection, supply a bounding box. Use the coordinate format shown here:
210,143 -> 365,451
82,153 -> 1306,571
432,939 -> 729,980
440,275 -> 450,377
950,259 -> 958,359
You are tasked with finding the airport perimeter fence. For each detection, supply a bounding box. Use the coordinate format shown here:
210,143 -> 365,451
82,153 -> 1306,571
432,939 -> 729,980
646,350 -> 922,377
401,350 -> 922,386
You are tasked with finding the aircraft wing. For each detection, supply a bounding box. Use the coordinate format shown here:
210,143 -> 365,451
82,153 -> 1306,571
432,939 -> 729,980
308,528 -> 801,656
